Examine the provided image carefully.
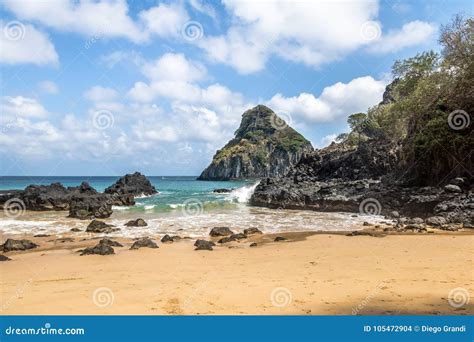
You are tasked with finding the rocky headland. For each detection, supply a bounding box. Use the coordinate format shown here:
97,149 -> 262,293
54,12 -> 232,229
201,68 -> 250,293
0,172 -> 156,219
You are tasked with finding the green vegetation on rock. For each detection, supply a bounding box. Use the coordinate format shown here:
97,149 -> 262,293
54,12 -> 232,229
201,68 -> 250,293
337,15 -> 473,185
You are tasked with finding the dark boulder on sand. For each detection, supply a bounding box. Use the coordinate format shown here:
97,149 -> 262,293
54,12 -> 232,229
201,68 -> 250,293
0,255 -> 12,261
243,227 -> 263,235
130,238 -> 158,250
85,220 -> 119,233
274,236 -> 286,242
161,234 -> 174,243
209,227 -> 234,237
1,239 -> 38,252
218,233 -> 247,244
105,172 -> 157,197
99,238 -> 123,247
124,218 -> 148,227
194,239 -> 215,250
80,240 -> 115,256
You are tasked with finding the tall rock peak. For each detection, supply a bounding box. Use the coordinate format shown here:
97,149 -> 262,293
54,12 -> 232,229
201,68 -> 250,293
198,105 -> 313,180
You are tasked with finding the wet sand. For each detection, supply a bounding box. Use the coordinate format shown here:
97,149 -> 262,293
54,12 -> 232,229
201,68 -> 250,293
1,230 -> 473,315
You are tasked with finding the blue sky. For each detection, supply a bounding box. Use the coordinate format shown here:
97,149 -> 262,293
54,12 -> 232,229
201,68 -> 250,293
0,0 -> 472,176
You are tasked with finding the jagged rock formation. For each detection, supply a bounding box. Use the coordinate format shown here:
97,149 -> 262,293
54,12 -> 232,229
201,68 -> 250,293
198,105 -> 312,180
0,173 -> 157,219
105,172 -> 157,196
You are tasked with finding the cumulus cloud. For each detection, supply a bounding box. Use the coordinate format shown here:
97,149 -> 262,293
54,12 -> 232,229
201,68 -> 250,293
2,0 -> 189,43
0,21 -> 58,65
1,96 -> 50,120
368,21 -> 436,53
198,0 -> 379,73
84,86 -> 119,102
266,76 -> 387,123
139,2 -> 188,38
142,53 -> 207,82
197,1 -> 435,73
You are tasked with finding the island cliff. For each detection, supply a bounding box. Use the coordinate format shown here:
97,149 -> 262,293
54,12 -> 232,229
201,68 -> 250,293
198,105 -> 313,180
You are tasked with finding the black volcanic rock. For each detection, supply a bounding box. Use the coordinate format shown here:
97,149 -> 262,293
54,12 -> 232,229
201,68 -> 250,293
69,194 -> 114,219
99,238 -> 123,247
1,239 -> 38,252
105,172 -> 157,197
130,238 -> 158,250
209,227 -> 234,237
80,240 -> 115,256
0,255 -> 11,261
161,234 -> 173,243
213,188 -> 234,193
198,105 -> 312,180
86,220 -> 119,233
124,218 -> 148,227
194,239 -> 215,251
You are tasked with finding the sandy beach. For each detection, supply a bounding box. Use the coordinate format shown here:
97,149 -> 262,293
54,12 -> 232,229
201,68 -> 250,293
1,229 -> 473,315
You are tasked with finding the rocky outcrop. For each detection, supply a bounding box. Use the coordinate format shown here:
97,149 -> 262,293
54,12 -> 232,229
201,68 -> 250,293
0,182 -> 97,211
0,173 -> 157,219
69,194 -> 114,219
105,172 -> 157,197
251,140 -> 473,227
198,105 -> 312,180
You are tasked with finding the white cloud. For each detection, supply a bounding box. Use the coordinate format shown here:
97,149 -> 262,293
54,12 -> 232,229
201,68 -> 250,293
142,53 -> 206,82
139,2 -> 188,38
199,0 -> 380,73
266,76 -> 387,123
197,1 -> 435,73
84,86 -> 119,102
0,21 -> 58,65
368,21 -> 436,53
320,134 -> 338,147
2,0 -> 189,43
2,0 -> 145,42
1,96 -> 50,120
38,80 -> 58,94
189,0 -> 218,20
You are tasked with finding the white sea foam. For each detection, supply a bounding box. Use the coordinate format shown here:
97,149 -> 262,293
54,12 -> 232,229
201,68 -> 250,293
144,205 -> 155,210
112,206 -> 131,211
228,182 -> 260,203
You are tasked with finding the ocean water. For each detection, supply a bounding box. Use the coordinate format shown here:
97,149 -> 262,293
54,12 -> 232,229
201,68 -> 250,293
0,176 -> 389,237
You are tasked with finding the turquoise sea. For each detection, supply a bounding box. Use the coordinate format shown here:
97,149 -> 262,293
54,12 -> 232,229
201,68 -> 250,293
0,176 -> 387,237
0,176 -> 254,213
